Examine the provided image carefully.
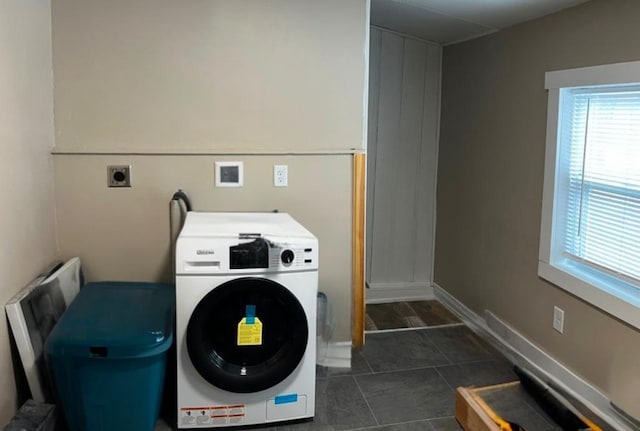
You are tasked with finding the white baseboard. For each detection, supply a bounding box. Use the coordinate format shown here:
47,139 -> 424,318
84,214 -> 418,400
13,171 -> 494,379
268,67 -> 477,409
317,340 -> 351,368
432,283 -> 485,332
433,283 -> 638,431
366,282 -> 434,304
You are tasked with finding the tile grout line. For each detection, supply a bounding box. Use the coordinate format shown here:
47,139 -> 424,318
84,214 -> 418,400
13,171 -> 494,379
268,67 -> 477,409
417,327 -> 456,368
354,358 -> 514,387
361,329 -> 508,376
427,415 -> 460,421
344,417 -> 449,431
352,375 -> 381,428
434,366 -> 456,393
339,365 -> 458,378
426,416 -> 462,431
357,349 -> 376,376
364,326 -> 455,375
366,363 -> 451,375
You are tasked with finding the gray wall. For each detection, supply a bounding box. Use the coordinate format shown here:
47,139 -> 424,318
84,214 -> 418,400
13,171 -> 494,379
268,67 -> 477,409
0,0 -> 57,423
366,28 -> 440,298
436,0 -> 640,418
51,0 -> 369,343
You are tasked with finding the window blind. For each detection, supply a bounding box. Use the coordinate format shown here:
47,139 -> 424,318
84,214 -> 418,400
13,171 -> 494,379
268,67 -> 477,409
561,86 -> 640,284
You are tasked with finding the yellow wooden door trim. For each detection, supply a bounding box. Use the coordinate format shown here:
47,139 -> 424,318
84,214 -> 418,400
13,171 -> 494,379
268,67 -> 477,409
352,153 -> 366,348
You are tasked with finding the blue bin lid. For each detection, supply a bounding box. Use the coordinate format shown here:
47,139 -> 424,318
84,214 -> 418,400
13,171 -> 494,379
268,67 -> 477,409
46,282 -> 175,359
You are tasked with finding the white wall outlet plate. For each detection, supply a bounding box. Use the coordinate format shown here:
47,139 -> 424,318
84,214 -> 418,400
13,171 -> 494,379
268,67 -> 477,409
215,161 -> 243,187
274,165 -> 288,187
553,306 -> 565,334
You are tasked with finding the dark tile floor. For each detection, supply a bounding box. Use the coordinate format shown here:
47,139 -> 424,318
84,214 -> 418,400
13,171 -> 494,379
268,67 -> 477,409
277,325 -> 516,431
365,301 -> 461,331
307,326 -> 517,431
157,325 -> 518,431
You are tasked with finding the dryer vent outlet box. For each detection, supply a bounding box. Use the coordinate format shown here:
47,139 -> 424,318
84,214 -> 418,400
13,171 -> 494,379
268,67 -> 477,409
107,165 -> 131,187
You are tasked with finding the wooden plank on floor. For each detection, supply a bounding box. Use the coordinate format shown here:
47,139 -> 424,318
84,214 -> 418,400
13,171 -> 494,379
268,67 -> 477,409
456,386 -> 502,431
457,381 -> 581,431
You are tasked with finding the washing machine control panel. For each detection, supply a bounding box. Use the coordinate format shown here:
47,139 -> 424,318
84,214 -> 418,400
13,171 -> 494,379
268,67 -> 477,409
176,235 -> 318,274
269,245 -> 315,270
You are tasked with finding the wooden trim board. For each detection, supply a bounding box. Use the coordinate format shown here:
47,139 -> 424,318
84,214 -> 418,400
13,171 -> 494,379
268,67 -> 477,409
456,382 -> 521,431
352,153 -> 366,348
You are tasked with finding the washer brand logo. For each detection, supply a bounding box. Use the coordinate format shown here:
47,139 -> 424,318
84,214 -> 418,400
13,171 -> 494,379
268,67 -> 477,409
196,249 -> 216,255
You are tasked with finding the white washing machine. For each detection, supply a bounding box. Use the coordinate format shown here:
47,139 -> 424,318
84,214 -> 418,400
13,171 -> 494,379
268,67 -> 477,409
175,212 -> 318,429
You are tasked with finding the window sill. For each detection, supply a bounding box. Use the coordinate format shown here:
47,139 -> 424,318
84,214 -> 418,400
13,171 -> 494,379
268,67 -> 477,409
538,260 -> 640,330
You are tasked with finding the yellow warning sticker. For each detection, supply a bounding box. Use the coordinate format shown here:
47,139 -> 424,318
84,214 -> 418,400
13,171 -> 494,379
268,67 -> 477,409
237,317 -> 263,346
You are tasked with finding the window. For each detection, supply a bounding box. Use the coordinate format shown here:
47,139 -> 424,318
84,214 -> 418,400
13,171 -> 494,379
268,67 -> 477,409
540,61 -> 640,330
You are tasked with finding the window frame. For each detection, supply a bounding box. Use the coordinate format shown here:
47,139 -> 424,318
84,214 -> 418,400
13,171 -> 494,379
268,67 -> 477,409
539,60 -> 640,330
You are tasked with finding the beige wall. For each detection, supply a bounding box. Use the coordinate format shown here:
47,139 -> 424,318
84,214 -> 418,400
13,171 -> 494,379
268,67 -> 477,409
0,0 -> 57,423
52,0 -> 368,153
436,0 -> 640,418
51,0 -> 369,342
53,154 -> 353,340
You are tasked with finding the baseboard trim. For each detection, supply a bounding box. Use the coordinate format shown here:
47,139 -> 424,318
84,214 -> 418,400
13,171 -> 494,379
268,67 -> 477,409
317,341 -> 351,368
433,283 -> 637,431
366,283 -> 434,304
432,283 -> 485,332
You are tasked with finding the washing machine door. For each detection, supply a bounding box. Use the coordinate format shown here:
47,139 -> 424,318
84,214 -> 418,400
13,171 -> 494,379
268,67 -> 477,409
186,277 -> 309,393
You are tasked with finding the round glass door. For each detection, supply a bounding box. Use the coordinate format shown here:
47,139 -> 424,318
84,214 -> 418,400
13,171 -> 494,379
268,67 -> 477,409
187,277 -> 309,393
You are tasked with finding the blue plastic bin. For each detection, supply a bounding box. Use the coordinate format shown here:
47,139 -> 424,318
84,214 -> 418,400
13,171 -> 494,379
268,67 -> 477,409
45,281 -> 174,431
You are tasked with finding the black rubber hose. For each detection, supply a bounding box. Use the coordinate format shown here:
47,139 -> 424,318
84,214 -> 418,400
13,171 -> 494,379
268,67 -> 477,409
171,189 -> 192,211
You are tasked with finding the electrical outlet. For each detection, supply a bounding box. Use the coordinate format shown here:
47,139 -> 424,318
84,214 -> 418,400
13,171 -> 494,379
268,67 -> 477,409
553,306 -> 565,334
274,165 -> 288,187
107,165 -> 131,187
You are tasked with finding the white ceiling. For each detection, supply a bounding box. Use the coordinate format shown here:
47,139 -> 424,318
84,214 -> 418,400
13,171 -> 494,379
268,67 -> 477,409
370,0 -> 592,45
